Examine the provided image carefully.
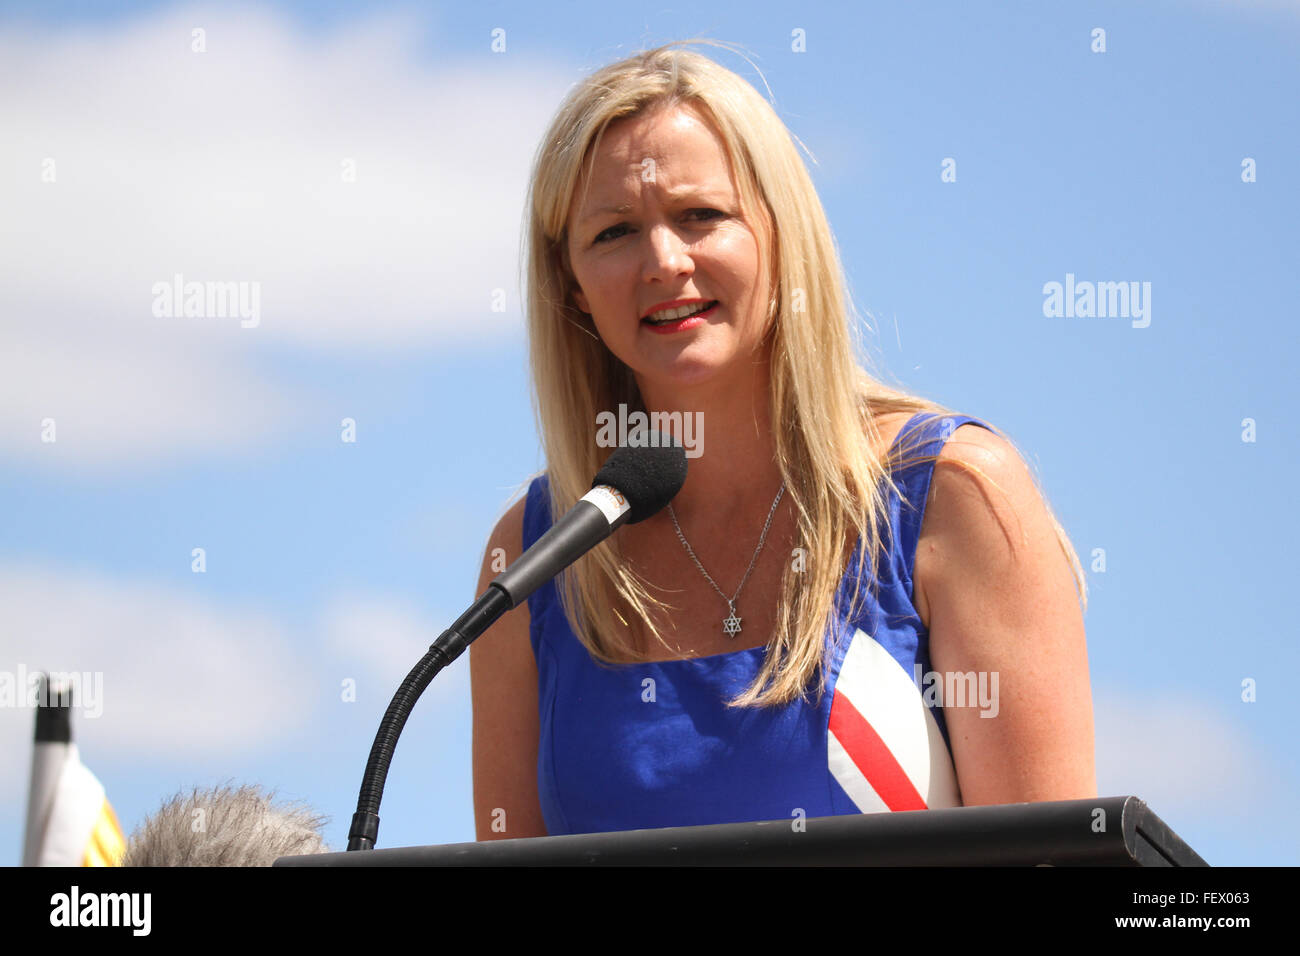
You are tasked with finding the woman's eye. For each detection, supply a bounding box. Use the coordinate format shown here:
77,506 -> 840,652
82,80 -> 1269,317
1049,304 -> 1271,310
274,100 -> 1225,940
593,224 -> 629,244
593,209 -> 723,245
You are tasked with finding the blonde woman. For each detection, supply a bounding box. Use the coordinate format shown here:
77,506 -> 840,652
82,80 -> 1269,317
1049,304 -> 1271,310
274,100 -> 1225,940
471,41 -> 1095,839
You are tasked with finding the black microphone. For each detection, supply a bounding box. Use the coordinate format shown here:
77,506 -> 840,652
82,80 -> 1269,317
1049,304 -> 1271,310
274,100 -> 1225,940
427,432 -> 688,664
346,433 -> 687,850
491,433 -> 688,608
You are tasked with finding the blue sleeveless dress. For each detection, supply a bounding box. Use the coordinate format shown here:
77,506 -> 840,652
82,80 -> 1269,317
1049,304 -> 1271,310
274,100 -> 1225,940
522,411 -> 993,835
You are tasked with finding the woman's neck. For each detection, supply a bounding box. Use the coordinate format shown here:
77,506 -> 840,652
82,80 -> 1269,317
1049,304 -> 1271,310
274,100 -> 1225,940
633,345 -> 785,532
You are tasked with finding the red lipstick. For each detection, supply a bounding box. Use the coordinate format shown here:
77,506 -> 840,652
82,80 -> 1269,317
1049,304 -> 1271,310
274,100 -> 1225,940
641,300 -> 719,334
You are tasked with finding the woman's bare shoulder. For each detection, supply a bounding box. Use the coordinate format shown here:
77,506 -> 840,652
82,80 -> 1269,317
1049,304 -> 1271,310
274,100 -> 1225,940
486,493 -> 529,561
913,423 -> 1055,627
869,410 -> 917,457
471,487 -> 545,841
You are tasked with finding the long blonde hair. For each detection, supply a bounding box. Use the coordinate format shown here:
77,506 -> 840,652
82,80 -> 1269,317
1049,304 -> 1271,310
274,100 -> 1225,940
521,39 -> 1086,708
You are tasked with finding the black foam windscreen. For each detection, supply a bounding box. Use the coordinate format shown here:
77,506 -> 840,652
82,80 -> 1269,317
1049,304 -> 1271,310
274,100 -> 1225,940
591,431 -> 688,524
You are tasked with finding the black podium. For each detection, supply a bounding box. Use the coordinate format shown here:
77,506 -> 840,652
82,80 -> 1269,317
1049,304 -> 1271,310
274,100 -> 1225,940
275,795 -> 1206,866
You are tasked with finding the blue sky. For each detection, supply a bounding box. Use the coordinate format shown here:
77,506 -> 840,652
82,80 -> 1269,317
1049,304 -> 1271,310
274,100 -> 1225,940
1,0 -> 1296,866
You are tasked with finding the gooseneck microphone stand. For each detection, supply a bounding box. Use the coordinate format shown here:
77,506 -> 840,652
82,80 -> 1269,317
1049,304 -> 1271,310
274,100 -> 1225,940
343,436 -> 687,851
346,584 -> 511,851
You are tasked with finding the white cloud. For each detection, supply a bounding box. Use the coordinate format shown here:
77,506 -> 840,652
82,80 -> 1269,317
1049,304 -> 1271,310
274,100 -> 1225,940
1093,686 -> 1290,828
320,592 -> 468,709
0,321 -> 319,471
0,567 -> 478,829
0,561 -> 318,804
0,3 -> 571,469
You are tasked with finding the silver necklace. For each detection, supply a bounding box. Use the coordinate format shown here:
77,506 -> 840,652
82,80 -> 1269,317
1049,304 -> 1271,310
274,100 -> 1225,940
667,483 -> 785,638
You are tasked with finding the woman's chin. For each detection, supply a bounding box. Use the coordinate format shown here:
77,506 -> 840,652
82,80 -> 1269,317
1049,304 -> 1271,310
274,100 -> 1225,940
633,347 -> 749,392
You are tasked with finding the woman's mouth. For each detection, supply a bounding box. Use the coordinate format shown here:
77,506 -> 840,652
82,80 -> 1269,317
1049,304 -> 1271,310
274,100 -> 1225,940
641,300 -> 719,333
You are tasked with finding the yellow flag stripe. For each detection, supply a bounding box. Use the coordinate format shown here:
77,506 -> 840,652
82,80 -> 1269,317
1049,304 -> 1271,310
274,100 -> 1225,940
82,800 -> 126,867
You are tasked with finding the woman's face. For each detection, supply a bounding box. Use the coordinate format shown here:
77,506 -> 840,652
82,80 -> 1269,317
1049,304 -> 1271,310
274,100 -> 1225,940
565,103 -> 773,394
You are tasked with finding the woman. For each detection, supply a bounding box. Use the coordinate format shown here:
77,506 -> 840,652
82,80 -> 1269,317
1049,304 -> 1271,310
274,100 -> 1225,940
470,41 -> 1095,840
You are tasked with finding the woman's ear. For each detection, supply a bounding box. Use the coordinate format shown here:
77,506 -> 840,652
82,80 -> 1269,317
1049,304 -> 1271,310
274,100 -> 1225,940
560,236 -> 590,314
572,285 -> 590,313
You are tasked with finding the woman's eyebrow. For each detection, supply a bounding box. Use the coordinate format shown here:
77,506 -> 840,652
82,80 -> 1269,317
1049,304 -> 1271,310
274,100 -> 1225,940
579,189 -> 729,223
581,201 -> 635,222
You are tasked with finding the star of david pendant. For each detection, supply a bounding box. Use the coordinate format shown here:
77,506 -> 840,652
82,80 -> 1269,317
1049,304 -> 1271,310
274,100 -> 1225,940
722,602 -> 742,637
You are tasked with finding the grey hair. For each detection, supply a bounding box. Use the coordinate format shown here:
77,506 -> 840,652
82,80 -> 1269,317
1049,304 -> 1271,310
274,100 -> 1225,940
120,783 -> 330,867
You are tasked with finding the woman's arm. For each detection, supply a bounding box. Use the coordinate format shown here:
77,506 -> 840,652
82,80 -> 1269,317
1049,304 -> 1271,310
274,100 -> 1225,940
915,425 -> 1097,805
469,495 -> 548,840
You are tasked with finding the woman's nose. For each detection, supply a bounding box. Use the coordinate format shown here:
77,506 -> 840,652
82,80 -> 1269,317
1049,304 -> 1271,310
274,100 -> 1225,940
641,223 -> 694,281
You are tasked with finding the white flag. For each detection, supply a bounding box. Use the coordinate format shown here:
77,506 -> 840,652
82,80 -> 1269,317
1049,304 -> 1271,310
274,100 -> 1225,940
25,741 -> 125,867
